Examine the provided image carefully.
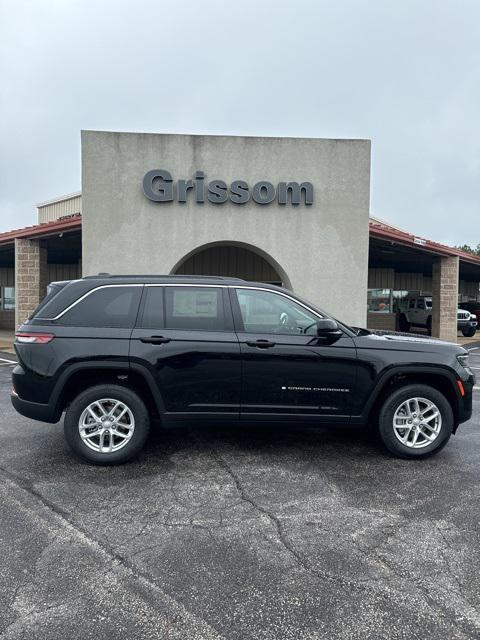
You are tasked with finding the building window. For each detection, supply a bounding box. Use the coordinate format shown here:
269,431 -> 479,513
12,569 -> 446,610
368,289 -> 412,313
1,287 -> 15,310
367,289 -> 392,313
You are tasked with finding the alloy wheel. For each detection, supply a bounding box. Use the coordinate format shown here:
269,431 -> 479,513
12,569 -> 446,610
392,397 -> 442,449
78,398 -> 135,453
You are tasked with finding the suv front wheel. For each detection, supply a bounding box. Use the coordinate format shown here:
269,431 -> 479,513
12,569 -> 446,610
64,384 -> 150,464
377,384 -> 453,458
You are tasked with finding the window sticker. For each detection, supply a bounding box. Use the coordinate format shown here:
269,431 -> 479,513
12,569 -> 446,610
172,290 -> 218,318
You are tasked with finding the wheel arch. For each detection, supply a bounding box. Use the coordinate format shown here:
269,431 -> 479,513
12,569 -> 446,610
363,366 -> 461,428
53,361 -> 165,419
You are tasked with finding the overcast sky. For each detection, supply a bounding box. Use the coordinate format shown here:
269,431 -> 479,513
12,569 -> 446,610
1,0 -> 479,246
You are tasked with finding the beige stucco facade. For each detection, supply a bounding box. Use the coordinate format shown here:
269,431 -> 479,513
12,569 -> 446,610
81,131 -> 371,327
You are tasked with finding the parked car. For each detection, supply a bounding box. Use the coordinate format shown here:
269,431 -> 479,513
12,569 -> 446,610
12,275 -> 475,464
459,301 -> 480,324
398,296 -> 477,337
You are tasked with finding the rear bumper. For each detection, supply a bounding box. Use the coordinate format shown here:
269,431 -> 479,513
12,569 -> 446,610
11,393 -> 60,424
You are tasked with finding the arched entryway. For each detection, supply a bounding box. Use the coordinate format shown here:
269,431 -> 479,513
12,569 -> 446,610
171,241 -> 291,288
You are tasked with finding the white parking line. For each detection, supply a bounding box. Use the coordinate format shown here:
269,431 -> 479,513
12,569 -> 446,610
0,357 -> 16,365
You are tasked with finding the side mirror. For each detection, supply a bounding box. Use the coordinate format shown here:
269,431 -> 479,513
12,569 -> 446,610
316,318 -> 342,337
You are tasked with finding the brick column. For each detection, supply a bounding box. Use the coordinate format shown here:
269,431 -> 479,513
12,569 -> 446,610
431,255 -> 459,342
15,238 -> 48,328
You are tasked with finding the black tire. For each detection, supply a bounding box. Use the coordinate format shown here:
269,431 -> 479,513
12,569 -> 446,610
399,314 -> 410,332
461,327 -> 476,337
377,384 -> 453,459
64,384 -> 150,465
426,316 -> 432,336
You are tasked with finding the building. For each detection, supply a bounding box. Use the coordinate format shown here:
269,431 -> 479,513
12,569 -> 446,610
0,130 -> 479,341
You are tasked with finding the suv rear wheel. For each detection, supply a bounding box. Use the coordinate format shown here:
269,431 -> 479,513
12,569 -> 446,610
64,384 -> 150,464
377,384 -> 453,458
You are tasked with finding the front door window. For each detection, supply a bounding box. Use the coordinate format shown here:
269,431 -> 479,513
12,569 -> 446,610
235,288 -> 320,335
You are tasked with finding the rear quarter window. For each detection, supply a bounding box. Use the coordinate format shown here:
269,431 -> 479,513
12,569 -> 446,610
58,286 -> 142,328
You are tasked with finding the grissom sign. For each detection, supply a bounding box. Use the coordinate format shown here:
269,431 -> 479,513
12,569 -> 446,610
143,170 -> 314,205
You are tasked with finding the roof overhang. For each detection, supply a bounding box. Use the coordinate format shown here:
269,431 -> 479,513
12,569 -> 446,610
0,215 -> 82,246
369,219 -> 480,268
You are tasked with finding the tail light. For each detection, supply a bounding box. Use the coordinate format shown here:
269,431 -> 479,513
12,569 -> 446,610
15,332 -> 55,344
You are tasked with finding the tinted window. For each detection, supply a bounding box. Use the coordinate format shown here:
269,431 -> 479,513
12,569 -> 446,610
408,299 -> 416,309
30,281 -> 69,319
140,287 -> 164,328
417,300 -> 425,310
60,286 -> 142,328
235,288 -> 319,335
164,287 -> 225,331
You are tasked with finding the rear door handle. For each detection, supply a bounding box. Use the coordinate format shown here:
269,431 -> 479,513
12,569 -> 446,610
139,335 -> 171,345
246,339 -> 276,349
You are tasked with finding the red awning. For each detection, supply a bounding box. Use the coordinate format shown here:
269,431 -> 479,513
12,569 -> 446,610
0,215 -> 82,245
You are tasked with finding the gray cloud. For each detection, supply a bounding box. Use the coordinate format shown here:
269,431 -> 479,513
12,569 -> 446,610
1,0 -> 479,246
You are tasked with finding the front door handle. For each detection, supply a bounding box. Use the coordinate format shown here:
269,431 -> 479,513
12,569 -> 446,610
139,335 -> 171,345
246,339 -> 276,349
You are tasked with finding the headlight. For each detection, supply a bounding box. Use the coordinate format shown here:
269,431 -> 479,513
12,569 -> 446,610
457,353 -> 473,375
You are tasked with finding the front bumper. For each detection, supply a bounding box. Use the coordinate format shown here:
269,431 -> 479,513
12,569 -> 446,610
455,373 -> 475,428
457,319 -> 477,330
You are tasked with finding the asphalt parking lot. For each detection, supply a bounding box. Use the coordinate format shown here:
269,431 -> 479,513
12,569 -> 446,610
1,348 -> 480,640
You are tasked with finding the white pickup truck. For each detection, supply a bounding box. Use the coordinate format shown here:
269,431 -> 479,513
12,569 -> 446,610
398,296 -> 478,337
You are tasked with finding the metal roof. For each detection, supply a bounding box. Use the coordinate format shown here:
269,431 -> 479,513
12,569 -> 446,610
36,192 -> 82,208
369,217 -> 480,266
0,214 -> 82,244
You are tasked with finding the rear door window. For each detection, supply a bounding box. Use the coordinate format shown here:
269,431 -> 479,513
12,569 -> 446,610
59,286 -> 142,328
164,287 -> 226,331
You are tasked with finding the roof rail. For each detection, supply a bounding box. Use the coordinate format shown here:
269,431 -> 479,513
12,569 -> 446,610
83,273 -> 246,282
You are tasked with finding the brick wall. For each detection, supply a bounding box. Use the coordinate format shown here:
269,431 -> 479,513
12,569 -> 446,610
432,256 -> 459,342
14,238 -> 48,328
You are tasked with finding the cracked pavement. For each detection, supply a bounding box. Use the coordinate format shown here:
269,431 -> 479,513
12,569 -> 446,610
1,349 -> 480,639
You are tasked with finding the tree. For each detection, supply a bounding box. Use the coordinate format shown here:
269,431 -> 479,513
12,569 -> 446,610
457,244 -> 480,256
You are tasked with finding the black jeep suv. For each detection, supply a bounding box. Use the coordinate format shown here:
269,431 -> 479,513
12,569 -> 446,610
12,275 -> 475,464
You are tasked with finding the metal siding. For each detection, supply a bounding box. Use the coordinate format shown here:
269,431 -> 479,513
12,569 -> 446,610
368,268 -> 394,288
394,272 -> 425,292
175,246 -> 281,283
47,263 -> 81,282
38,195 -> 82,224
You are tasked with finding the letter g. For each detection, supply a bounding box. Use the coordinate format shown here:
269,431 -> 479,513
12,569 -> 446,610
143,169 -> 174,202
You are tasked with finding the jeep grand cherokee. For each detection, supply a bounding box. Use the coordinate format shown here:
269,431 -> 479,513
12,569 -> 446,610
11,275 -> 475,464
